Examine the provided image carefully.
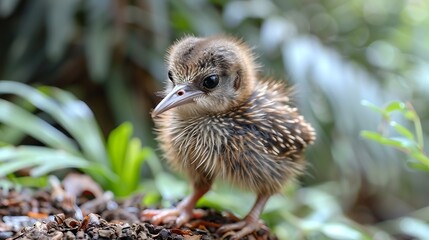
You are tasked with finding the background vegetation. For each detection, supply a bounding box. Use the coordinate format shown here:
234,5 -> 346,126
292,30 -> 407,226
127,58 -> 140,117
1,0 -> 429,239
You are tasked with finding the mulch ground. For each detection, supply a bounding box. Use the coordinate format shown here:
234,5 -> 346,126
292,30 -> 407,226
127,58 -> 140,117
0,174 -> 277,240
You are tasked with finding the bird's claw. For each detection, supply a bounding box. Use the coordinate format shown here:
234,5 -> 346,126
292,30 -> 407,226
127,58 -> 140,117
218,219 -> 265,240
141,208 -> 206,227
141,208 -> 190,226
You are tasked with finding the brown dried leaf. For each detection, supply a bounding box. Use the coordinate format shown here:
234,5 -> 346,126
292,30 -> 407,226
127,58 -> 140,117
27,212 -> 49,219
171,228 -> 193,235
62,173 -> 104,198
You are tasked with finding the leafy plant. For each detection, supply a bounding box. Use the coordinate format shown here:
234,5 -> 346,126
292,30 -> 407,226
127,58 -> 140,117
0,81 -> 151,197
107,122 -> 154,197
361,100 -> 429,171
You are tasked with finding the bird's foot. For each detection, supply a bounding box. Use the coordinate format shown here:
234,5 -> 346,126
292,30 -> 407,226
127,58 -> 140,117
141,207 -> 206,227
142,186 -> 211,227
218,217 -> 266,240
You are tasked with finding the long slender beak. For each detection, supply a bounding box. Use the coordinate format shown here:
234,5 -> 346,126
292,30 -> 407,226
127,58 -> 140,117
152,84 -> 204,118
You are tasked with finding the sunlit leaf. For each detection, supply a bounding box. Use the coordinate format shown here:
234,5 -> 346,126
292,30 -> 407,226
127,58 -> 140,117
120,137 -> 142,194
107,122 -> 132,174
407,162 -> 429,172
0,82 -> 108,165
404,110 -> 416,120
0,146 -> 87,176
390,137 -> 418,149
361,131 -> 383,141
0,99 -> 78,153
390,121 -> 414,141
361,131 -> 415,149
360,100 -> 384,114
384,101 -> 405,113
106,122 -> 149,197
0,145 -> 116,184
46,87 -> 108,165
410,151 -> 429,167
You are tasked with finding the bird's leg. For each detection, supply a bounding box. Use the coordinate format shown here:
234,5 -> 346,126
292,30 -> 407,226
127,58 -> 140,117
218,194 -> 269,240
142,183 -> 211,226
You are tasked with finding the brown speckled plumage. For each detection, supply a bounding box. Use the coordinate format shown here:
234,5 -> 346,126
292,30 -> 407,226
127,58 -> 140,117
156,79 -> 315,195
146,36 -> 315,239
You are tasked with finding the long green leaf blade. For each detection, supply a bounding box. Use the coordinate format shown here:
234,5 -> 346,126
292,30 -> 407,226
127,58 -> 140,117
361,131 -> 405,149
48,87 -> 108,165
0,100 -> 78,153
390,121 -> 414,141
107,122 -> 132,174
0,81 -> 107,164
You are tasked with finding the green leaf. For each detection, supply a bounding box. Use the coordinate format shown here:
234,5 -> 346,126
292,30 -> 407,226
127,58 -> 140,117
404,110 -> 416,120
390,121 -> 414,141
360,100 -> 384,114
106,122 -> 150,197
0,146 -> 88,176
8,175 -> 49,188
0,156 -> 61,177
410,151 -> 429,167
0,81 -> 107,165
384,100 -> 406,113
0,125 -> 26,144
122,138 -> 142,188
0,99 -> 78,153
407,161 -> 429,172
360,131 -> 385,142
47,87 -> 108,165
107,122 -> 132,174
0,145 -> 116,185
389,137 -> 417,149
361,131 -> 407,149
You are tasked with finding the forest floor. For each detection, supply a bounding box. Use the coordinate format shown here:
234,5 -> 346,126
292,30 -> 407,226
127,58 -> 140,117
0,174 -> 277,240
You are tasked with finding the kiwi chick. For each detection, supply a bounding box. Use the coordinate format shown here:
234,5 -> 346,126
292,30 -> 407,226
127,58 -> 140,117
144,36 -> 316,239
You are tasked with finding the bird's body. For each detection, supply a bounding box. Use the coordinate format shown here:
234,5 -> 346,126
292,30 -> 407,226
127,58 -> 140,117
144,36 -> 315,239
156,79 -> 314,196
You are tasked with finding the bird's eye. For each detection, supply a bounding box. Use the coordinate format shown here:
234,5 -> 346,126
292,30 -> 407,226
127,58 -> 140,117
168,71 -> 174,82
202,75 -> 219,89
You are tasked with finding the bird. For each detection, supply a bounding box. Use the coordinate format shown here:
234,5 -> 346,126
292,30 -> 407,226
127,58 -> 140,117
143,35 -> 316,239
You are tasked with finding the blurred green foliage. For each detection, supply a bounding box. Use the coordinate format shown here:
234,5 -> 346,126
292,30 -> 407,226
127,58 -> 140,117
361,100 -> 429,172
0,81 -> 151,197
1,0 -> 429,239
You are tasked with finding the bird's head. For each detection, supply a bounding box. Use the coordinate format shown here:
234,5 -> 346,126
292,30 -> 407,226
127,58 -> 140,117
152,36 -> 258,118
